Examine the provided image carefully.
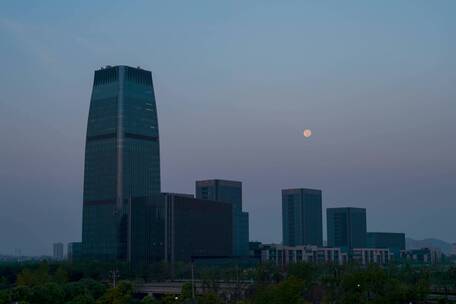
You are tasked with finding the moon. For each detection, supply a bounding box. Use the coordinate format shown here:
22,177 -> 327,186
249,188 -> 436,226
303,129 -> 312,138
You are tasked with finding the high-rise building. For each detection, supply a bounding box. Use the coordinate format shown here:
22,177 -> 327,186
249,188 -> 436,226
367,232 -> 405,258
196,179 -> 249,256
53,242 -> 64,260
81,65 -> 160,260
282,188 -> 323,246
67,242 -> 82,261
327,207 -> 367,250
128,193 -> 233,264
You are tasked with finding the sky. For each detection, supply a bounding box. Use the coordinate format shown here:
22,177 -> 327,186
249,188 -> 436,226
0,1 -> 455,256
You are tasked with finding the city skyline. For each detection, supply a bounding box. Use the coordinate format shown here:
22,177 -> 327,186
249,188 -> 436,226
0,1 -> 455,255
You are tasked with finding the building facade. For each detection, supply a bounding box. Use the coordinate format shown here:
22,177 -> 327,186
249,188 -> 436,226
351,248 -> 391,265
196,179 -> 249,256
164,194 -> 233,263
400,248 -> 443,265
282,188 -> 323,246
367,232 -> 405,258
260,244 -> 347,266
128,194 -> 233,265
81,65 -> 160,260
53,243 -> 64,260
327,207 -> 367,250
260,244 -> 391,266
67,242 -> 82,261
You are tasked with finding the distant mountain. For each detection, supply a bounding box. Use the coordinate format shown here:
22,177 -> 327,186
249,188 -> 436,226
406,238 -> 453,255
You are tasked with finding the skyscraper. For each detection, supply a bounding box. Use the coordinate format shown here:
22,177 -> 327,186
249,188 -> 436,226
282,188 -> 323,246
327,207 -> 367,250
81,65 -> 160,260
196,179 -> 249,256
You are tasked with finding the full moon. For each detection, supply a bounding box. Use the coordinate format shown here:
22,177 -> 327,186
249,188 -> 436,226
303,129 -> 312,138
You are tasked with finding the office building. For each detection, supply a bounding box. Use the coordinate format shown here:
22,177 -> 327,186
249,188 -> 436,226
81,65 -> 160,260
67,242 -> 82,261
351,248 -> 391,265
163,194 -> 232,262
367,232 -> 405,258
129,193 -> 233,264
327,207 -> 367,250
249,242 -> 263,260
401,248 -> 443,265
196,179 -> 249,256
282,188 -> 323,246
53,243 -> 64,260
260,244 -> 347,266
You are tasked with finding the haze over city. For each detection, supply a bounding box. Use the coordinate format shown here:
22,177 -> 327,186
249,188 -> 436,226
0,1 -> 455,256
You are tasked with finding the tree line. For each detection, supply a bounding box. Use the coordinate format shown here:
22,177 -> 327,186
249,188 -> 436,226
0,260 -> 456,303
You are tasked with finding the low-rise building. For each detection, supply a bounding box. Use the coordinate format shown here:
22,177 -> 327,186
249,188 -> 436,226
400,247 -> 443,264
351,248 -> 391,265
260,244 -> 347,265
249,241 -> 263,260
260,244 -> 394,266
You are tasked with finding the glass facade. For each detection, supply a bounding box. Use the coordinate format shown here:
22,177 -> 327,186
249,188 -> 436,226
122,194 -> 232,265
166,194 -> 233,262
367,232 -> 405,258
129,194 -> 165,264
327,207 -> 367,250
81,66 -> 160,260
282,188 -> 323,246
195,179 -> 249,256
239,212 -> 249,255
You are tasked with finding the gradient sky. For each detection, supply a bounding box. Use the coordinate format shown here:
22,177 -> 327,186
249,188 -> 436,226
0,1 -> 455,255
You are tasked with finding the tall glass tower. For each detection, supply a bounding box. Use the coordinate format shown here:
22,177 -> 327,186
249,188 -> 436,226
282,188 -> 323,247
81,65 -> 160,260
327,207 -> 367,251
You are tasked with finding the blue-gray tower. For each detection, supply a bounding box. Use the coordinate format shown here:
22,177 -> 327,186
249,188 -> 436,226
282,188 -> 323,247
81,65 -> 160,260
195,179 -> 249,256
327,207 -> 367,251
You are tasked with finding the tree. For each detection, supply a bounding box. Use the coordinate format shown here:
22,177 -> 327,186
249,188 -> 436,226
10,285 -> 33,303
448,267 -> 456,289
79,278 -> 107,300
67,294 -> 96,304
197,292 -> 223,304
287,262 -> 316,295
16,268 -> 34,286
287,263 -> 315,282
16,262 -> 50,287
252,276 -> 306,304
96,281 -> 133,304
0,290 -> 11,304
30,282 -> 65,304
53,266 -> 69,284
254,263 -> 282,285
0,276 -> 7,289
160,295 -> 181,304
181,282 -> 193,301
140,295 -> 160,304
